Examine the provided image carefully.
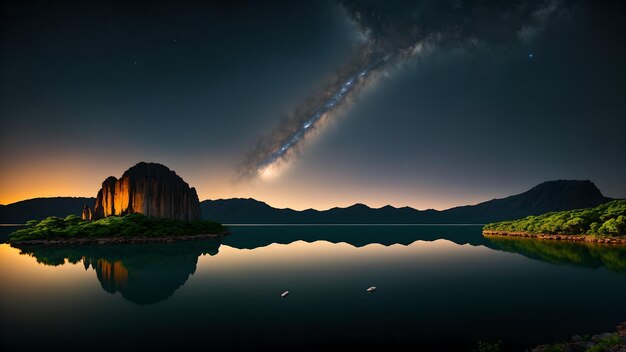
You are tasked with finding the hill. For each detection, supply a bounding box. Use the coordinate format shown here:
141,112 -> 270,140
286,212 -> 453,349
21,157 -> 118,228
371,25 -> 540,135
0,197 -> 95,224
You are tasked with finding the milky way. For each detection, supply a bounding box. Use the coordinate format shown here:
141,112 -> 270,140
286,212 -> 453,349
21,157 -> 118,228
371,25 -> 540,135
256,53 -> 393,174
238,0 -> 565,179
237,40 -> 425,180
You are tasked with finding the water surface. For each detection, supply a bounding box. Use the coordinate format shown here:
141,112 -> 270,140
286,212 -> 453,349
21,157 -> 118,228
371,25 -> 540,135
1,225 -> 624,351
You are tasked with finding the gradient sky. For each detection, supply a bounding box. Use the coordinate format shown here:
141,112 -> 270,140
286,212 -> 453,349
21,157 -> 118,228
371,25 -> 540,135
1,0 -> 625,210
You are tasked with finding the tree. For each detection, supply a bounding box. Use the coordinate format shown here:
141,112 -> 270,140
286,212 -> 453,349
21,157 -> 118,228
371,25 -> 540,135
599,219 -> 618,236
563,217 -> 586,234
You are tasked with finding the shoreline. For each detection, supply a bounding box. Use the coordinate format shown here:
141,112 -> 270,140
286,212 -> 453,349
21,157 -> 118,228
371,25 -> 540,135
483,230 -> 626,244
8,231 -> 229,246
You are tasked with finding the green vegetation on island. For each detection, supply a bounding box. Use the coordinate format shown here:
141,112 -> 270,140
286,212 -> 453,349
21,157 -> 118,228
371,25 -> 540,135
9,213 -> 225,243
483,199 -> 626,237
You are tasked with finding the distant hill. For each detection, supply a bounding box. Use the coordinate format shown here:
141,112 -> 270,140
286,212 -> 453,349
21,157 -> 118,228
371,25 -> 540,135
200,180 -> 613,224
0,197 -> 95,224
440,179 -> 612,223
0,180 -> 614,224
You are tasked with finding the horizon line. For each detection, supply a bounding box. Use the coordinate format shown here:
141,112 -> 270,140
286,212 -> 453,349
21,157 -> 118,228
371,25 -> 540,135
1,179 -> 616,212
0,194 -> 498,212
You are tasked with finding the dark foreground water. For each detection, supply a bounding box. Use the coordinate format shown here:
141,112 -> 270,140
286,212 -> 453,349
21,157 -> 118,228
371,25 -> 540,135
0,225 -> 625,351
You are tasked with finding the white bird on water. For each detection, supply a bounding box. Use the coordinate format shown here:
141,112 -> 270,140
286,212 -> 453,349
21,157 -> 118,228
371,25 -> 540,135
366,286 -> 376,293
281,291 -> 290,298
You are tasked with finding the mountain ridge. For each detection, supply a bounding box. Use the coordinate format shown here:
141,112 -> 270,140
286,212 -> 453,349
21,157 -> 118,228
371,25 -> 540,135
0,180 -> 615,224
200,180 -> 613,224
0,197 -> 96,224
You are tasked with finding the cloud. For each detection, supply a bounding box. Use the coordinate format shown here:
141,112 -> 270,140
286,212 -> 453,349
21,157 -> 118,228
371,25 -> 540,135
517,0 -> 564,43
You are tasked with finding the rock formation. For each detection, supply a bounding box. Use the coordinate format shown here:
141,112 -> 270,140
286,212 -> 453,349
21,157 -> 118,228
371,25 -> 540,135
87,162 -> 201,221
81,204 -> 92,220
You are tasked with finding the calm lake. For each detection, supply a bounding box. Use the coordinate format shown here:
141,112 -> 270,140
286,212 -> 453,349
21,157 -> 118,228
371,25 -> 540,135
0,225 -> 624,351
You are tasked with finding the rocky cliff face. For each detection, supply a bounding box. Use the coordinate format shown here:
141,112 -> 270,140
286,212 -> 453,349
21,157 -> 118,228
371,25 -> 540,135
89,162 -> 200,221
82,204 -> 92,220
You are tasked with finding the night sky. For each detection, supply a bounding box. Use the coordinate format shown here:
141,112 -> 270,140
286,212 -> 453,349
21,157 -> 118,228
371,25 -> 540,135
1,0 -> 625,210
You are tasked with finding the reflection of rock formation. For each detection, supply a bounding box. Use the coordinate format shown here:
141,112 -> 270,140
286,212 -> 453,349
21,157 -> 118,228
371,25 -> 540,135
486,236 -> 626,274
90,259 -> 129,292
14,240 -> 221,305
84,248 -> 203,305
87,162 -> 200,221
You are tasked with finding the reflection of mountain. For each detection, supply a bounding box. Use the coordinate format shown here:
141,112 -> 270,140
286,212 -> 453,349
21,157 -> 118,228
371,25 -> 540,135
15,240 -> 221,305
222,226 -> 626,274
222,225 -> 491,249
486,236 -> 626,274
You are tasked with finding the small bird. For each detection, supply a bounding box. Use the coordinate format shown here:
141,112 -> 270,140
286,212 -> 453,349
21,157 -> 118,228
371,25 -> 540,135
366,286 -> 376,293
281,291 -> 290,298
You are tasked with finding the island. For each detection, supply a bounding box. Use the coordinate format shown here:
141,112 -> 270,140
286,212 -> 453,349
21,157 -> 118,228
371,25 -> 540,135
483,199 -> 626,244
8,162 -> 227,245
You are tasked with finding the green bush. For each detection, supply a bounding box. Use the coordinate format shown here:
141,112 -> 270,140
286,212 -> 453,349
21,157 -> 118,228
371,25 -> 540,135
484,200 -> 626,237
9,214 -> 225,242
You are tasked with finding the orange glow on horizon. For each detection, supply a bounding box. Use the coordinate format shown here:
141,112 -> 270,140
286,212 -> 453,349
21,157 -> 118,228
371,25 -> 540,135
0,160 -> 498,211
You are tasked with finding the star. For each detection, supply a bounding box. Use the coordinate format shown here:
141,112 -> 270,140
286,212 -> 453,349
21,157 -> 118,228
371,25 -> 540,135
528,53 -> 534,59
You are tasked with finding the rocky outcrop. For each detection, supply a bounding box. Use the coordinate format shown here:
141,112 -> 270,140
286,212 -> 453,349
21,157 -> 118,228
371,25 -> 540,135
81,204 -> 92,220
532,321 -> 626,352
89,162 -> 200,221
